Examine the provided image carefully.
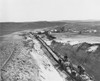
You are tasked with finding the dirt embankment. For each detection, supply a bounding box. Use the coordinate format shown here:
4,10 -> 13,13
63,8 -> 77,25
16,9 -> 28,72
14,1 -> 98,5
0,32 -> 65,81
0,33 -> 40,81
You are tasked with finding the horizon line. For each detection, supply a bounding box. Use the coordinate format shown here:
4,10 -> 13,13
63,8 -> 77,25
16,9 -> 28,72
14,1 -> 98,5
1,20 -> 100,23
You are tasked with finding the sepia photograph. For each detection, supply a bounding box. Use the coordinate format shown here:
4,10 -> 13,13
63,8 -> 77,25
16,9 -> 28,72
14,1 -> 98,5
0,0 -> 100,81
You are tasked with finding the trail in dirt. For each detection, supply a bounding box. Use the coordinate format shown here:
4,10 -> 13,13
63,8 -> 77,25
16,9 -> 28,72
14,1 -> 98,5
30,38 -> 66,81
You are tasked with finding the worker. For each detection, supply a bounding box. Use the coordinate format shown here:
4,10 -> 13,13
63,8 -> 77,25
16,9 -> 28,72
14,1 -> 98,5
77,65 -> 85,75
63,55 -> 69,62
63,56 -> 74,74
71,70 -> 77,77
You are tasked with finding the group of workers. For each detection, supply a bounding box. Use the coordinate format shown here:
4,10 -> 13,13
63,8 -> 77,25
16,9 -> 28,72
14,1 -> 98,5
57,55 -> 94,81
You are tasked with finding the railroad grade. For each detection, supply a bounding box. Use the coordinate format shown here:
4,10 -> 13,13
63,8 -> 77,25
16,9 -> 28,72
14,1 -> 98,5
34,34 -> 80,81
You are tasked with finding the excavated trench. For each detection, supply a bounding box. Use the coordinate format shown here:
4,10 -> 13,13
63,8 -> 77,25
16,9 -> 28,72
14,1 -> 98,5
0,31 -> 97,81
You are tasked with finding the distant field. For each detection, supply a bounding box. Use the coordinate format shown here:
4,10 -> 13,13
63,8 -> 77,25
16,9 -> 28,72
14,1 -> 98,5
1,21 -> 100,36
53,32 -> 100,42
0,21 -> 66,36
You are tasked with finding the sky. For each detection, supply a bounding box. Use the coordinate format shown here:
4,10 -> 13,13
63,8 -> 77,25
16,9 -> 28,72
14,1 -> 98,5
0,0 -> 100,22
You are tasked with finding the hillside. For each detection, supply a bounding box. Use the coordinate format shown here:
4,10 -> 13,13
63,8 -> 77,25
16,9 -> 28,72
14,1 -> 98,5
51,40 -> 100,81
1,21 -> 100,36
0,21 -> 66,36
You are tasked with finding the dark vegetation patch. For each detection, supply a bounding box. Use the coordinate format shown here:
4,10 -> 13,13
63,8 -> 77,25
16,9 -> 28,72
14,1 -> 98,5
50,41 -> 100,81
